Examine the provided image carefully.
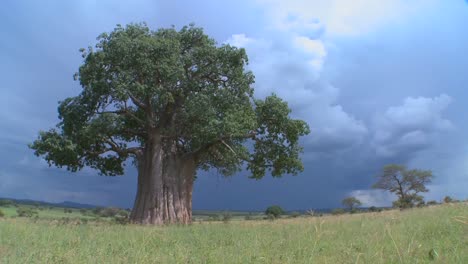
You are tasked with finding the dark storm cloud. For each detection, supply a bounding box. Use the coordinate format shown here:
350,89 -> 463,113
0,0 -> 467,210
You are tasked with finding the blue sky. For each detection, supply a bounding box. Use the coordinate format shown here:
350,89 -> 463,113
0,0 -> 467,210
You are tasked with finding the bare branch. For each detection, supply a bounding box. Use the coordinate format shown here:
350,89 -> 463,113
127,91 -> 147,110
220,140 -> 236,155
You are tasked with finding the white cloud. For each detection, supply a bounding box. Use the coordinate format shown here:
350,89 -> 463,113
256,0 -> 438,36
226,27 -> 367,153
372,94 -> 453,157
349,189 -> 396,207
225,34 -> 253,48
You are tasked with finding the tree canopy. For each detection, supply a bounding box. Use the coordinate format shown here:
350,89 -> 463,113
30,23 -> 310,179
341,196 -> 362,210
373,164 -> 433,208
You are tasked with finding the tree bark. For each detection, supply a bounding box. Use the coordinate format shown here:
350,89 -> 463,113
130,137 -> 195,225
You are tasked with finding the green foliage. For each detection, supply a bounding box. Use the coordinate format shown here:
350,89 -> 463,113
443,196 -> 453,203
264,214 -> 276,221
93,207 -> 126,218
289,211 -> 301,218
331,208 -> 346,215
113,210 -> 130,225
222,212 -> 232,223
265,205 -> 284,218
368,206 -> 382,212
29,23 -> 309,180
244,214 -> 253,221
427,200 -> 438,206
0,209 -> 4,218
0,199 -> 14,207
208,215 -> 220,221
373,164 -> 433,208
0,204 -> 466,263
17,208 -> 38,217
341,196 -> 362,211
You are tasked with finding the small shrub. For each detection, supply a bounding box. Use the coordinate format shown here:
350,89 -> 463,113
0,209 -> 5,217
80,209 -> 87,215
443,196 -> 453,203
331,208 -> 346,215
264,214 -> 276,221
99,207 -> 121,217
427,200 -> 438,206
368,206 -> 382,212
208,215 -> 220,221
290,211 -> 301,218
244,214 -> 253,221
416,201 -> 426,207
265,205 -> 284,218
92,207 -> 103,215
222,212 -> 232,223
17,208 -> 38,217
0,199 -> 13,207
113,214 -> 129,225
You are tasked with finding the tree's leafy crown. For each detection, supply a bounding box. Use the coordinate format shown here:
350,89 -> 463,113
30,23 -> 310,178
373,164 -> 433,196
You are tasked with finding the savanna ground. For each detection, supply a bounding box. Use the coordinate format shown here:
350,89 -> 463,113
0,203 -> 466,263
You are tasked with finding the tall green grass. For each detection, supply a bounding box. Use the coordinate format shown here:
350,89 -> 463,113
0,203 -> 466,263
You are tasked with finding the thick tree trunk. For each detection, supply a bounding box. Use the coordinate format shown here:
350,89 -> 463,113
130,138 -> 195,225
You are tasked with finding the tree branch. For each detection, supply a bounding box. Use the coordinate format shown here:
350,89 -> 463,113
104,137 -> 142,157
96,109 -> 146,125
191,131 -> 257,159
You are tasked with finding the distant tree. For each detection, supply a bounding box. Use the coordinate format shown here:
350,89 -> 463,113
427,200 -> 438,206
92,207 -> 103,216
29,23 -> 310,225
0,199 -> 13,207
244,213 -> 254,221
342,197 -> 362,212
0,209 -> 5,218
443,196 -> 453,203
265,205 -> 284,218
222,212 -> 232,223
17,208 -> 38,217
373,164 -> 433,209
368,206 -> 381,212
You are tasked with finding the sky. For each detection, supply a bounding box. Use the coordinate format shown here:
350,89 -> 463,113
0,0 -> 467,210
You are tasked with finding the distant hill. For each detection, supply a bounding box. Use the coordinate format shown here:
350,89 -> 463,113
0,197 -> 97,209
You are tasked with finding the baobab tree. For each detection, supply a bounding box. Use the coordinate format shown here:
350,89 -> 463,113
30,23 -> 310,225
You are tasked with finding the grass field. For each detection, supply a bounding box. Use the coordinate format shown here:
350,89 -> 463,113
0,203 -> 466,263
